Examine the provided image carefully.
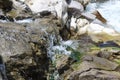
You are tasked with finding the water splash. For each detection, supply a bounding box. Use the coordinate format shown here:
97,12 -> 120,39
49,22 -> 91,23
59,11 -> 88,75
86,0 -> 120,32
47,33 -> 79,61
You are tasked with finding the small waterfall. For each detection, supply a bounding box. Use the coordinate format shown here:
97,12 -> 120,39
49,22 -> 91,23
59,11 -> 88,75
47,33 -> 79,61
46,33 -> 80,80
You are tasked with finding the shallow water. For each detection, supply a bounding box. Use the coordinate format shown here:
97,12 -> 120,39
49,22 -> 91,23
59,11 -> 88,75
86,0 -> 120,32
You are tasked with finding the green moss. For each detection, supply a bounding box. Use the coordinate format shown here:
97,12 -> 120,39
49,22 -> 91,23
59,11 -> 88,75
100,47 -> 120,52
90,46 -> 101,50
110,47 -> 120,50
66,46 -> 85,70
71,60 -> 82,70
67,46 -> 84,61
70,51 -> 83,61
114,59 -> 120,65
7,10 -> 17,17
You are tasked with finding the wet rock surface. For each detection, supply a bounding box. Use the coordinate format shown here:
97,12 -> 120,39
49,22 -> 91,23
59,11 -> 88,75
0,17 -> 60,80
0,0 -> 120,80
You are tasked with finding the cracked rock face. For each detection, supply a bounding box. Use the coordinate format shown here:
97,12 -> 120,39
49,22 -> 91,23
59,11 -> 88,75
1,0 -> 120,80
78,69 -> 120,80
67,55 -> 120,80
0,22 -> 31,62
0,17 -> 60,80
69,69 -> 120,80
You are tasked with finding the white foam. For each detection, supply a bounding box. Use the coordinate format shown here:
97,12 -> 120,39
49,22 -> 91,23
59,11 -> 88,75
14,19 -> 33,23
86,0 -> 120,32
0,20 -> 7,23
50,40 -> 79,59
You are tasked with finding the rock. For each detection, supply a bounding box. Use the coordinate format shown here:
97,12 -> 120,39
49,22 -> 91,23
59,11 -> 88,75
78,69 -> 120,80
0,22 -> 31,62
66,11 -> 91,36
0,0 -> 13,12
66,8 -> 82,36
24,0 -> 68,19
68,1 -> 84,12
81,12 -> 96,20
76,21 -> 120,37
59,27 -> 71,40
67,55 -> 120,80
67,8 -> 82,18
0,9 -> 4,15
0,55 -> 8,80
0,74 -> 3,80
72,18 -> 89,35
6,0 -> 32,18
74,0 -> 90,9
67,10 -> 105,25
66,16 -> 80,35
97,49 -> 113,59
56,55 -> 75,74
76,18 -> 89,27
82,55 -> 119,70
66,9 -> 108,37
87,23 -> 120,43
66,9 -> 120,46
0,17 -> 60,80
96,47 -> 120,61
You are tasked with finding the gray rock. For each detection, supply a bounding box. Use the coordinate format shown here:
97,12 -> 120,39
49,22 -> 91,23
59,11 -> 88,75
24,0 -> 68,20
0,22 -> 31,62
56,55 -> 75,74
82,55 -> 119,70
78,69 -> 120,80
67,55 -> 120,80
0,17 -> 60,80
74,0 -> 90,9
81,12 -> 96,20
68,1 -> 84,12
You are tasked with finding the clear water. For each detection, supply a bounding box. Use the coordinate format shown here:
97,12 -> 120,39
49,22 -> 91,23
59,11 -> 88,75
86,0 -> 120,32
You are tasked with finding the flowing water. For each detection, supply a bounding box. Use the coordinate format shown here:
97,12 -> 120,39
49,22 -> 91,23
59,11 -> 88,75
0,0 -> 120,79
86,0 -> 120,32
49,1 -> 120,78
49,0 -> 120,60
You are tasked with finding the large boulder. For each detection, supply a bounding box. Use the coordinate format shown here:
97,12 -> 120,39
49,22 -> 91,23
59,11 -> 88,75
68,0 -> 84,12
0,22 -> 31,62
24,0 -> 68,19
7,0 -> 31,18
67,55 -> 120,80
0,16 -> 60,80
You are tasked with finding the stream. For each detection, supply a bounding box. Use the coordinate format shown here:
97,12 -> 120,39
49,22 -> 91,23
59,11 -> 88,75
0,0 -> 120,80
48,1 -> 120,79
86,0 -> 120,32
50,0 -> 120,60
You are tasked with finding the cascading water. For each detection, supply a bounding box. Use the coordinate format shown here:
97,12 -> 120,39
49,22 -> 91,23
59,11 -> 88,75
47,33 -> 80,80
86,0 -> 120,32
0,0 -> 120,79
